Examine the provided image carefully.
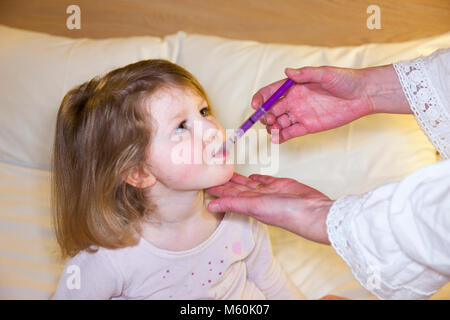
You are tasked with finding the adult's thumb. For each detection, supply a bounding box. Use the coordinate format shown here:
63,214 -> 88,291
207,197 -> 256,217
285,66 -> 326,84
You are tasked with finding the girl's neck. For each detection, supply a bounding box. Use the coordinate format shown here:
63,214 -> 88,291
150,187 -> 206,225
140,184 -> 224,251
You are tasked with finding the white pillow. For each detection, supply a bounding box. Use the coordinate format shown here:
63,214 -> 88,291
166,31 -> 450,199
0,161 -> 62,299
0,25 -> 168,170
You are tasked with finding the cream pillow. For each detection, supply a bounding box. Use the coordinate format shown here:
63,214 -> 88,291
166,31 -> 450,199
0,25 -> 168,170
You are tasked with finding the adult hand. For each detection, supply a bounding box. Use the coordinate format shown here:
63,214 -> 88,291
252,65 -> 410,143
206,172 -> 333,244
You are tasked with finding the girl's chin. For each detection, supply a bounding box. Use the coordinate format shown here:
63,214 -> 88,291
172,164 -> 234,190
204,166 -> 234,187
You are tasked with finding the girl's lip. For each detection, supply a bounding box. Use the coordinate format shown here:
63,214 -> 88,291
213,150 -> 228,158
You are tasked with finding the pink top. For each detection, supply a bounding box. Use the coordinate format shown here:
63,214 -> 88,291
52,212 -> 304,300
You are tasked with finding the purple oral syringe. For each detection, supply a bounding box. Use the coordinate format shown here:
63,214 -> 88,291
215,78 -> 295,155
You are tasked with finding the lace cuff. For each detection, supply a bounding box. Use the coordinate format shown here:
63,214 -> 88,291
394,57 -> 450,159
326,195 -> 374,296
327,195 -> 441,300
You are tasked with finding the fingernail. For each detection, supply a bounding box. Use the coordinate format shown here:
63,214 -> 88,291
285,67 -> 295,73
287,68 -> 301,75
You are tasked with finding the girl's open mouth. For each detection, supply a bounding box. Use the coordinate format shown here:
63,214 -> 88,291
213,150 -> 228,158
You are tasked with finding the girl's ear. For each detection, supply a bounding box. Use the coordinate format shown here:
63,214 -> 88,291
124,165 -> 156,189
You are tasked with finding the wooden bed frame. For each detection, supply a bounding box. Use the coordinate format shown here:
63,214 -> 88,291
0,0 -> 449,46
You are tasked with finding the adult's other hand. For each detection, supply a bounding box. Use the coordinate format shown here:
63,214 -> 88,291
206,172 -> 333,244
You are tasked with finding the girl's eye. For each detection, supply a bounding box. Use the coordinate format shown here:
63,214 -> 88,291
175,120 -> 187,132
200,107 -> 211,117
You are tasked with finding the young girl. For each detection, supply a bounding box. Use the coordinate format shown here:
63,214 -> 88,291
51,59 -> 304,300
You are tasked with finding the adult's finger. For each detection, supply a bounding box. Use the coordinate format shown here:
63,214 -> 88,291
267,125 -> 281,142
205,185 -> 242,197
260,113 -> 278,134
260,113 -> 276,126
269,123 -> 308,143
225,181 -> 255,193
230,172 -> 261,189
248,174 -> 277,185
280,123 -> 309,142
276,113 -> 291,128
268,123 -> 282,133
260,115 -> 267,125
251,79 -> 288,110
263,113 -> 276,125
205,183 -> 260,198
207,196 -> 261,217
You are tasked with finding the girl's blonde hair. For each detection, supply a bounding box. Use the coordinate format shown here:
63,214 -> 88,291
52,59 -> 210,258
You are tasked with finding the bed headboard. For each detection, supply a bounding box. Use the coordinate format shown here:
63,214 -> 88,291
0,0 -> 449,46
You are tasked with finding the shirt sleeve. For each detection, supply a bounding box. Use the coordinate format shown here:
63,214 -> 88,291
245,218 -> 306,300
393,48 -> 450,158
327,159 -> 450,299
51,249 -> 123,300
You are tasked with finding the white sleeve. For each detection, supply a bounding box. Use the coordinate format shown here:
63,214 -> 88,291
327,159 -> 450,300
245,219 -> 305,300
51,249 -> 123,300
394,48 -> 450,158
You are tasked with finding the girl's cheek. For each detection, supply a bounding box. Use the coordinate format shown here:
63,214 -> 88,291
173,134 -> 208,165
169,137 -> 197,165
177,163 -> 200,182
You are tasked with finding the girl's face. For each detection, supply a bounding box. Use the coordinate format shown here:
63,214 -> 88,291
144,86 -> 234,190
